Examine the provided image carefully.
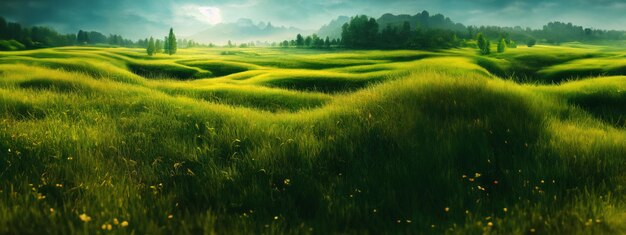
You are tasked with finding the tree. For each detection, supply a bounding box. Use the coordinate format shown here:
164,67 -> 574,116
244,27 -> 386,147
382,24 -> 398,47
167,28 -> 177,55
109,34 -> 124,46
341,15 -> 380,48
497,38 -> 506,53
88,31 -> 107,44
400,21 -> 411,46
527,38 -> 536,47
484,40 -> 491,54
164,36 -> 170,53
155,39 -> 163,53
314,36 -> 324,48
324,36 -> 331,48
77,30 -> 90,44
467,26 -> 475,39
476,33 -> 490,55
146,37 -> 155,56
341,23 -> 350,47
0,17 -> 7,40
7,22 -> 22,41
296,34 -> 304,47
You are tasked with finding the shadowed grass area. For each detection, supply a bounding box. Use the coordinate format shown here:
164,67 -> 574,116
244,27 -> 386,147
0,45 -> 625,234
252,69 -> 398,93
468,45 -> 626,83
178,60 -> 261,77
153,84 -> 332,112
127,62 -> 213,80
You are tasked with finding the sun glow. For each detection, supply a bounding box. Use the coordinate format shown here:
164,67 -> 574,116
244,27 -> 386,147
198,7 -> 222,25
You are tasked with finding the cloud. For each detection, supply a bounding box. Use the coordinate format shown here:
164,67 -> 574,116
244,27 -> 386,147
175,5 -> 222,26
200,7 -> 223,25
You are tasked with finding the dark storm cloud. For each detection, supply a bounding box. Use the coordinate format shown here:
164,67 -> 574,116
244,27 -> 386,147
1,0 -> 625,39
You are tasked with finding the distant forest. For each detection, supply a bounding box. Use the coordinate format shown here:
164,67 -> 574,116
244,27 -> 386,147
292,11 -> 626,50
0,16 -> 206,51
1,10 -> 626,51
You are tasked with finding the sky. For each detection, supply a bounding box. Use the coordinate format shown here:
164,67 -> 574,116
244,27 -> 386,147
1,0 -> 625,39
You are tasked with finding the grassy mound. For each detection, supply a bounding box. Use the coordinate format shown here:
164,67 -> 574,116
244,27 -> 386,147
127,62 -> 212,80
179,60 -> 260,77
256,70 -> 393,93
0,45 -> 625,234
0,40 -> 26,51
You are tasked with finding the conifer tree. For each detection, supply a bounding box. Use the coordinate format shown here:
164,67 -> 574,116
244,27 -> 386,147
164,36 -> 170,54
527,38 -> 537,47
146,37 -> 155,56
497,38 -> 506,53
476,33 -> 490,55
296,34 -> 304,47
167,28 -> 177,55
155,39 -> 162,53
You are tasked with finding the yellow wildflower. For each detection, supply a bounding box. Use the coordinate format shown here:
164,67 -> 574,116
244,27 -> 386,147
79,213 -> 92,222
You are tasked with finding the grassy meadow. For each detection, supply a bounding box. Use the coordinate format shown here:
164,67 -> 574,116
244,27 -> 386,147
1,43 -> 626,234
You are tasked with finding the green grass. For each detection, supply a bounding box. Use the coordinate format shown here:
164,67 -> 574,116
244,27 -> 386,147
0,44 -> 626,234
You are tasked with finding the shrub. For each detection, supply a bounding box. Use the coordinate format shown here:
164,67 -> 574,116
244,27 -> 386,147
0,40 -> 26,51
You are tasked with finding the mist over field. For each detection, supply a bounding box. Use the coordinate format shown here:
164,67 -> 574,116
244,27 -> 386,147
1,0 -> 626,234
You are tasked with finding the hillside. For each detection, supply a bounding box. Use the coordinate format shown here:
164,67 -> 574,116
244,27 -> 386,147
189,19 -> 314,45
317,16 -> 350,39
1,44 -> 626,234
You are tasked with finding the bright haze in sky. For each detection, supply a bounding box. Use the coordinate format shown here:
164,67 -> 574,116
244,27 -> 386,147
182,6 -> 223,25
1,0 -> 625,39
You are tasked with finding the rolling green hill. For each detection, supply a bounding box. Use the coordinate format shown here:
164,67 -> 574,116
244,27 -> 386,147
1,44 -> 626,234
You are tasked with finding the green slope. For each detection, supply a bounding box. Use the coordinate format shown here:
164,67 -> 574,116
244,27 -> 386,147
0,45 -> 625,234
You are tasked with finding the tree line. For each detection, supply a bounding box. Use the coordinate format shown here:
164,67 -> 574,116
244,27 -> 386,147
0,16 -> 139,50
284,15 -> 462,50
467,22 -> 626,46
278,34 -> 339,48
146,28 -> 178,56
0,16 -> 210,51
3,12 -> 626,52
280,13 -> 625,54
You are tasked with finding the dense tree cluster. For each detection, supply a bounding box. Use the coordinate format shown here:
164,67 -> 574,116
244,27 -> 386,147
0,16 -> 210,51
0,16 -> 143,50
468,22 -> 626,46
3,11 -> 626,52
340,15 -> 461,49
0,16 -> 75,49
377,11 -> 466,34
143,28 -> 208,55
278,33 -> 339,48
342,15 -> 380,48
